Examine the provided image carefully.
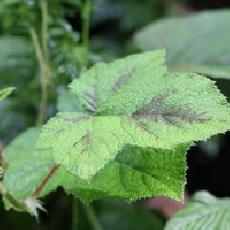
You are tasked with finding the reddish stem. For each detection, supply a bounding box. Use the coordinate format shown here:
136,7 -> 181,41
33,164 -> 59,198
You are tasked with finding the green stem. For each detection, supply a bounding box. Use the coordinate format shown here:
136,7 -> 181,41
83,204 -> 103,230
71,197 -> 79,230
0,184 -> 26,212
0,0 -> 52,218
41,0 -> 49,62
30,27 -> 45,76
30,27 -> 50,125
31,0 -> 51,125
81,0 -> 91,71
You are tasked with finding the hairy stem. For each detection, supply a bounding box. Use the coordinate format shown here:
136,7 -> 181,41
33,164 -> 59,198
84,204 -> 103,230
81,0 -> 91,71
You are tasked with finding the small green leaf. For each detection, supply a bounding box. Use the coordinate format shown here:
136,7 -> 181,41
0,87 -> 15,101
165,191 -> 230,230
3,128 -> 188,204
134,10 -> 230,79
38,50 -> 230,180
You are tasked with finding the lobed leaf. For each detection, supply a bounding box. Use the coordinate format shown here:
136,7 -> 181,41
3,128 -> 188,206
38,50 -> 230,180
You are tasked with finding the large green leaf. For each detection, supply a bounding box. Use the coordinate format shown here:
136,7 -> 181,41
38,50 -> 230,180
0,36 -> 34,85
134,10 -> 230,79
165,191 -> 230,230
0,87 -> 15,101
3,128 -> 188,206
67,144 -> 188,202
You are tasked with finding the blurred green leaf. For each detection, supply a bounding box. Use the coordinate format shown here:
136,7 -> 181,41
0,100 -> 29,143
165,191 -> 230,230
57,89 -> 87,112
0,87 -> 15,101
92,0 -> 159,31
98,200 -> 164,230
3,128 -> 57,203
134,10 -> 230,79
0,36 -> 34,87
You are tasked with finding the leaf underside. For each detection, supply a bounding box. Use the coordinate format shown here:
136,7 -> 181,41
38,50 -> 230,180
134,10 -> 230,79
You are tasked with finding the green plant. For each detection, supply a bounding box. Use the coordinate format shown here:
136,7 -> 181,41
134,10 -> 230,79
165,191 -> 230,229
0,87 -> 15,101
1,1 -> 230,229
2,43 -> 230,214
